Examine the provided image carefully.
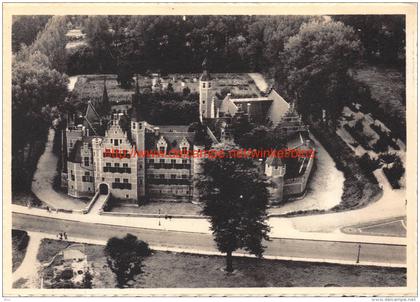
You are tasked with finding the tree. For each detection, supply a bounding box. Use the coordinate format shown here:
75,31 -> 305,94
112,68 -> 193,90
197,144 -> 270,272
281,20 -> 361,124
104,234 -> 151,288
82,268 -> 93,288
84,16 -> 114,72
12,15 -> 51,53
116,62 -> 134,88
12,51 -> 68,191
333,15 -> 405,67
31,16 -> 69,72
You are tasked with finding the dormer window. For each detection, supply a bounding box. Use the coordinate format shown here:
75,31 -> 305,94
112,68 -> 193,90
208,82 -> 212,88
179,137 -> 190,155
157,136 -> 168,155
202,83 -> 206,88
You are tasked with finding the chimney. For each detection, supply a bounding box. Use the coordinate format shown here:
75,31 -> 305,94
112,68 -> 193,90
227,93 -> 231,99
154,127 -> 160,136
247,102 -> 251,122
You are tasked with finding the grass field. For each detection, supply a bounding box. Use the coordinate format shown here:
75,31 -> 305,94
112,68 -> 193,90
37,239 -> 406,288
108,201 -> 202,216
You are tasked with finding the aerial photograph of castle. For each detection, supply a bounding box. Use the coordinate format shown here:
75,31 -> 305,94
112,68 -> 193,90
6,5 -> 415,298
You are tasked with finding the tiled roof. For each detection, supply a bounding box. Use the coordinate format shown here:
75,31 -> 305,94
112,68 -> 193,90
145,126 -> 195,151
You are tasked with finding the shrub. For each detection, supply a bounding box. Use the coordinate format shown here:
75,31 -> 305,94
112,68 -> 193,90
344,124 -> 371,150
60,269 -> 74,280
383,158 -> 404,189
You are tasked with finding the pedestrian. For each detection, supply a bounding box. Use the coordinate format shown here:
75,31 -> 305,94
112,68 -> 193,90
59,232 -> 63,240
64,232 -> 67,240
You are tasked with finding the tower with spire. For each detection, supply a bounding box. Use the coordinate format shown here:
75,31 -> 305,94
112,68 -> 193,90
130,75 -> 147,201
199,58 -> 215,122
98,78 -> 111,117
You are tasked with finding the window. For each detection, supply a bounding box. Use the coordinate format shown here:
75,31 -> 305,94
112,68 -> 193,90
106,163 -> 111,167
160,174 -> 165,179
114,140 -> 119,147
182,159 -> 188,164
202,83 -> 205,88
159,146 -> 165,153
123,179 -> 128,183
126,194 -> 129,198
160,159 -> 165,163
115,178 -> 120,183
84,157 -> 89,166
132,123 -> 136,129
182,147 -> 188,154
115,163 -> 120,167
171,174 -> 176,179
149,159 -> 154,163
123,163 -> 128,167
102,177 -> 105,181
171,159 -> 176,164
85,172 -> 90,176
208,82 -> 212,88
182,175 -> 187,179
88,188 -> 91,191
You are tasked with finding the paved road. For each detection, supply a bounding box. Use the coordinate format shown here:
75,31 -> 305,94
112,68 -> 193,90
13,213 -> 406,267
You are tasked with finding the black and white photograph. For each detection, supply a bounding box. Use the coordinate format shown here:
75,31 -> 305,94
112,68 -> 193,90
3,2 -> 417,297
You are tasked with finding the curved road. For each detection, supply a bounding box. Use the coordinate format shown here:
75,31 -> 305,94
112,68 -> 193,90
13,212 -> 406,267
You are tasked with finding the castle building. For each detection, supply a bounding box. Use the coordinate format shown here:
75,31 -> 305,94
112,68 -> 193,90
64,79 -> 201,202
63,65 -> 315,205
197,60 -> 315,204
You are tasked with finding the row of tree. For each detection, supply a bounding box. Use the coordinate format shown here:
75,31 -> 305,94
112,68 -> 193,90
12,16 -> 69,192
70,16 -> 366,125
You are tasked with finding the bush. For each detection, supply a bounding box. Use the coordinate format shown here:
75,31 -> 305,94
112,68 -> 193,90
356,154 -> 379,184
60,269 -> 74,280
12,230 -> 29,251
383,158 -> 404,189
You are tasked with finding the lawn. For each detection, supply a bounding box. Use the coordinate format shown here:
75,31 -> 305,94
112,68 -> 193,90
342,217 -> 406,238
38,239 -> 405,288
108,201 -> 202,216
37,239 -> 72,263
12,230 -> 29,272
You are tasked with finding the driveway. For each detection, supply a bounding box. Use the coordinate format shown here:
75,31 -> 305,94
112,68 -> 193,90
31,129 -> 86,211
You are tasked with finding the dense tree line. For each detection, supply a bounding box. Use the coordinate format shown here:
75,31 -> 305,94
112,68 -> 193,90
12,15 -> 51,53
333,15 -> 405,68
12,16 -> 69,192
67,15 -> 405,127
67,15 -> 315,75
